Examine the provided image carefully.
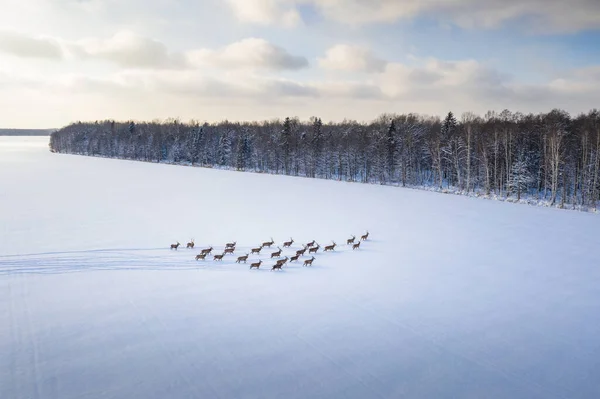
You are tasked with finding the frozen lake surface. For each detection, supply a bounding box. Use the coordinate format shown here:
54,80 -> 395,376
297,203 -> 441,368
1,136 -> 599,399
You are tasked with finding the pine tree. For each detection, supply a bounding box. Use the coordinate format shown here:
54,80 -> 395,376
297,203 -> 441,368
386,118 -> 396,183
282,117 -> 292,175
236,132 -> 252,171
509,153 -> 533,200
311,117 -> 323,178
442,112 -> 457,136
439,111 -> 457,187
217,133 -> 232,166
190,125 -> 204,165
169,137 -> 184,163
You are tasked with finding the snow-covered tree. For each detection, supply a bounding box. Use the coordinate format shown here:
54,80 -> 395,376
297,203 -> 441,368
217,132 -> 232,166
509,154 -> 533,200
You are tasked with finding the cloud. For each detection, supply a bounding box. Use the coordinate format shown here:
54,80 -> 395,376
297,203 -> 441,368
69,31 -> 186,69
186,38 -> 308,71
226,0 -> 302,27
227,0 -> 600,32
0,29 -> 308,73
318,44 -> 386,73
162,73 -> 318,98
376,58 -> 513,109
312,81 -> 384,99
0,30 -> 63,59
1,54 -> 599,127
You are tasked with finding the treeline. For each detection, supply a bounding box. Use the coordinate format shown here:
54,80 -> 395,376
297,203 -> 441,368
50,109 -> 600,210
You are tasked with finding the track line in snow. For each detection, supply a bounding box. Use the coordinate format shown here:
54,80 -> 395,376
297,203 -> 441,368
0,243 -> 366,275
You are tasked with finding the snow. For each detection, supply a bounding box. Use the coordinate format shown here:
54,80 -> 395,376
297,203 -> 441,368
1,136 -> 599,399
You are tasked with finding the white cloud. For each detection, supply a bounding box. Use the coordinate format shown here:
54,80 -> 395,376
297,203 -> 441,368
71,31 -> 186,69
377,58 -> 510,102
5,56 -> 598,115
318,44 -> 386,72
8,31 -> 308,72
226,0 -> 302,27
227,0 -> 600,32
186,38 -> 308,71
133,70 -> 318,99
312,80 -> 383,99
0,30 -> 63,59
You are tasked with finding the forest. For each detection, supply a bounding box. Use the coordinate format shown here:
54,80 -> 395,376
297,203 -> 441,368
49,109 -> 600,210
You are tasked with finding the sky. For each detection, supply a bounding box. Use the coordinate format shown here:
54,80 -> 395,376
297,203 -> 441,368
0,0 -> 599,128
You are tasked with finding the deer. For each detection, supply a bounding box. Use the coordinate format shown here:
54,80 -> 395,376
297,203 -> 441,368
195,253 -> 207,261
170,241 -> 180,250
270,247 -> 282,258
352,241 -> 361,250
271,257 -> 287,271
251,245 -> 263,255
250,260 -> 262,270
236,253 -> 249,263
225,241 -> 236,248
262,237 -> 275,248
224,246 -> 236,255
290,254 -> 301,262
305,240 -> 315,247
308,244 -> 320,254
324,242 -> 337,252
346,235 -> 355,245
186,239 -> 195,249
283,237 -> 294,248
213,253 -> 225,261
303,256 -> 315,267
295,245 -> 308,256
200,246 -> 213,255
361,230 -> 369,241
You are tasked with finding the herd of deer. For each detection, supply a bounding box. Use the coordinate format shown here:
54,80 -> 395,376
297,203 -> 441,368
169,231 -> 369,271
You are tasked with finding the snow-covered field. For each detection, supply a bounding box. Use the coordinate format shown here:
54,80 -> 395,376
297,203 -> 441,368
1,136 -> 599,399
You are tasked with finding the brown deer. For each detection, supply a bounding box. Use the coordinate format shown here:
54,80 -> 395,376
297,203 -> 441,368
170,241 -> 180,250
361,230 -> 369,241
303,256 -> 315,267
283,237 -> 294,248
213,253 -> 225,261
274,257 -> 287,267
352,241 -> 361,250
308,244 -> 320,254
324,242 -> 337,252
236,253 -> 249,263
251,245 -> 263,255
195,253 -> 207,261
270,247 -> 282,258
186,239 -> 195,249
224,246 -> 236,255
346,235 -> 355,245
225,241 -> 236,248
306,240 -> 315,247
250,260 -> 262,270
201,246 -> 213,255
262,237 -> 275,248
296,245 -> 308,256
290,254 -> 301,262
271,263 -> 283,271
